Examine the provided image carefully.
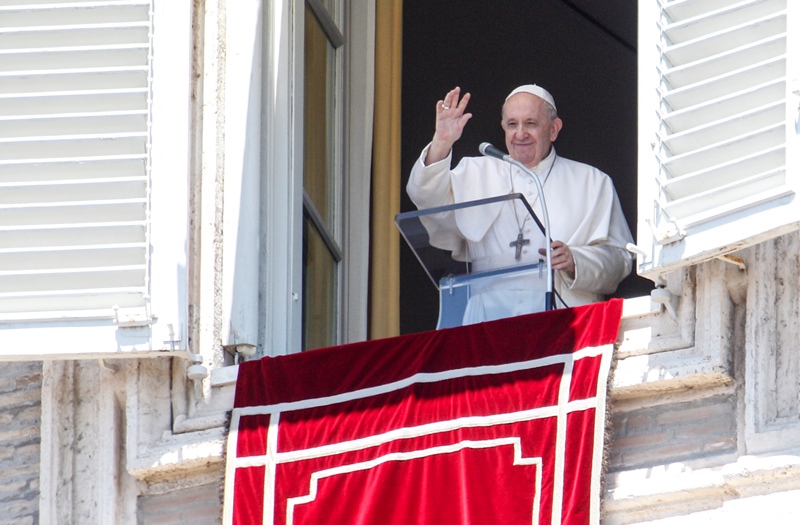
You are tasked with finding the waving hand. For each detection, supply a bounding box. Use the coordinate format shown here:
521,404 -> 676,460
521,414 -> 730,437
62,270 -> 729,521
425,87 -> 473,165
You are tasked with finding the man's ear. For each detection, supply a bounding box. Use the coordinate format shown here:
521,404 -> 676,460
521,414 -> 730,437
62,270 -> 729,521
550,117 -> 563,141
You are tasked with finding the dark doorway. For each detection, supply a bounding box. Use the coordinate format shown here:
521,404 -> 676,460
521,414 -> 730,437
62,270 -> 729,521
400,0 -> 649,334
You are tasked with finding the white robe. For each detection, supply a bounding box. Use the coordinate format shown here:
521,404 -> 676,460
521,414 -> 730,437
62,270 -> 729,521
407,144 -> 633,324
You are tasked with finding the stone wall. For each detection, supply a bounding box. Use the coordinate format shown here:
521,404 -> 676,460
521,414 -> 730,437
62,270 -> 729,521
609,394 -> 738,472
0,361 -> 42,525
137,481 -> 223,525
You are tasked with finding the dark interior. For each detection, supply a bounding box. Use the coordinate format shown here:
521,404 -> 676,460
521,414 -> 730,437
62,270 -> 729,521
399,0 -> 650,334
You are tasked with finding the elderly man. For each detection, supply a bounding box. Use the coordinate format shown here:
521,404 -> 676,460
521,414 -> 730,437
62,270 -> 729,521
407,85 -> 633,323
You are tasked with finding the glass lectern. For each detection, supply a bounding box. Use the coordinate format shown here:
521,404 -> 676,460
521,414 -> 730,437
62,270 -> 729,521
396,193 -> 553,329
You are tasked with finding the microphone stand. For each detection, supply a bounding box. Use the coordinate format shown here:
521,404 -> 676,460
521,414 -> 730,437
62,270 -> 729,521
480,144 -> 554,311
509,158 -> 554,311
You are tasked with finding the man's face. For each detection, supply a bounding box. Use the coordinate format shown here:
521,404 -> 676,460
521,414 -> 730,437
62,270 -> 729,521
502,93 -> 562,169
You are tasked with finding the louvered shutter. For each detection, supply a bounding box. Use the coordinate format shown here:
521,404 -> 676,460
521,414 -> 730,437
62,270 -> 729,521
0,1 -> 151,321
637,0 -> 800,279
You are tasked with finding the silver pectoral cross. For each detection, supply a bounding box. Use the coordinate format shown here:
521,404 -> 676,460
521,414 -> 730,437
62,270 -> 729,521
509,232 -> 530,261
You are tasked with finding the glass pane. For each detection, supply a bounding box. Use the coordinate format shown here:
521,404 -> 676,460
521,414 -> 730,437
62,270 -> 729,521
303,216 -> 337,351
304,3 -> 336,227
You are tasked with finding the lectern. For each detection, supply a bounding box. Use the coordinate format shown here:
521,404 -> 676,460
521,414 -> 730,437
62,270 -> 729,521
396,193 -> 551,329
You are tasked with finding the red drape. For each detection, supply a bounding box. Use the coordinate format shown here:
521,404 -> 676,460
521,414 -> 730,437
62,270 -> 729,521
224,299 -> 623,525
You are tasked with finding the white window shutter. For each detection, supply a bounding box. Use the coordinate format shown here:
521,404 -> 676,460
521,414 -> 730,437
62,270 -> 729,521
0,0 -> 191,358
637,0 -> 800,279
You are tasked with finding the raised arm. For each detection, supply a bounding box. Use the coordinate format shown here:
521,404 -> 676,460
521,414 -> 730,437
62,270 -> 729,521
424,87 -> 473,165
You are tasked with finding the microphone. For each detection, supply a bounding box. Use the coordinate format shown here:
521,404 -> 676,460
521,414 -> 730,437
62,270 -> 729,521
479,142 -> 509,161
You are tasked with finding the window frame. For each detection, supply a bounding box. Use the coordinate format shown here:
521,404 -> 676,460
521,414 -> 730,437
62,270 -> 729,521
260,0 -> 373,356
301,0 -> 345,351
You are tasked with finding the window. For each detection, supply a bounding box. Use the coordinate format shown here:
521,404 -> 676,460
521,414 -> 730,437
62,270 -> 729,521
637,0 -> 800,280
0,0 -> 191,357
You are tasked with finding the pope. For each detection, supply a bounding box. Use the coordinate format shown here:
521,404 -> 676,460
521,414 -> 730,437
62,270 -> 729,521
407,84 -> 634,323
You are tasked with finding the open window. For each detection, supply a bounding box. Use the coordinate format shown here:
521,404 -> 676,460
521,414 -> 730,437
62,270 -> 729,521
258,0 -> 374,355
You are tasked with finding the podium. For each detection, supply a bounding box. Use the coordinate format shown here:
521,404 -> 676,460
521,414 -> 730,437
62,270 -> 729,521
396,193 -> 551,329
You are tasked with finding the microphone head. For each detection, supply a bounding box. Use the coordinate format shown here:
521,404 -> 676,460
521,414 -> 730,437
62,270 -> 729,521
479,142 -> 507,160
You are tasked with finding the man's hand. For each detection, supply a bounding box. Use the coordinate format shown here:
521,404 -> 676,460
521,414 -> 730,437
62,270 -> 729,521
539,241 -> 575,274
425,86 -> 473,165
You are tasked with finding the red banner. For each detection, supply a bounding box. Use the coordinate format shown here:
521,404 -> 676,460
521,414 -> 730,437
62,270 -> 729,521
224,299 -> 623,525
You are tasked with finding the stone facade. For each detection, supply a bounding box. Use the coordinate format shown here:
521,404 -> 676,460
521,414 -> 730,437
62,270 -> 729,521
5,235 -> 800,523
603,233 -> 800,523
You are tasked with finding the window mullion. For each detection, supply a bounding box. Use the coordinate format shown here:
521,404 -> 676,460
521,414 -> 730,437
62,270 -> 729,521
303,190 -> 342,262
306,0 -> 344,48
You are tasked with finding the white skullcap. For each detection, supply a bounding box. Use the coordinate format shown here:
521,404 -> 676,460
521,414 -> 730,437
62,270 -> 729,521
505,84 -> 557,113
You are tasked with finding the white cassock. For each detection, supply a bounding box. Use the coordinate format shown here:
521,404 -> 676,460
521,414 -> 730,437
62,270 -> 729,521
407,143 -> 634,324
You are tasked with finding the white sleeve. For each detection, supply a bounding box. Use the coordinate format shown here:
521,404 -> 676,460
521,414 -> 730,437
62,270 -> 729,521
406,143 -> 455,209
